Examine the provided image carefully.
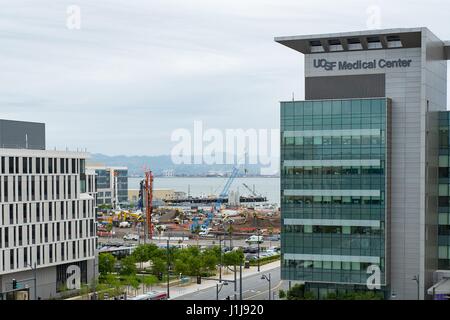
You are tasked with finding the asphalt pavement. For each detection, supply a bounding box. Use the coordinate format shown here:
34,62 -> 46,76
173,266 -> 285,300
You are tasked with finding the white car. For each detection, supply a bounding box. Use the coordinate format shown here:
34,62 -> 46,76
123,234 -> 139,241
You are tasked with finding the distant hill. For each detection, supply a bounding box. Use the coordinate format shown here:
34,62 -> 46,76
89,154 -> 278,177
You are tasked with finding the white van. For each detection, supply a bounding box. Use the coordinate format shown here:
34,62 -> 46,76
119,221 -> 131,228
245,235 -> 264,244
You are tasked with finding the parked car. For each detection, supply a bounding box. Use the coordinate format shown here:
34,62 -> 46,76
244,246 -> 259,254
264,249 -> 278,257
123,234 -> 139,241
245,254 -> 258,261
266,234 -> 281,241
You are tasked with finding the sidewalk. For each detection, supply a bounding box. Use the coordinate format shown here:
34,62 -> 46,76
156,260 -> 281,300
66,260 -> 281,300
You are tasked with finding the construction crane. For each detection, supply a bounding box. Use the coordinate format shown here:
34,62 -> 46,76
242,183 -> 259,197
144,170 -> 154,240
214,166 -> 240,212
190,165 -> 242,233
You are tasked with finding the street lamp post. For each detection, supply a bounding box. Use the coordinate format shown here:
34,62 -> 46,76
166,238 -> 171,299
240,260 -> 243,300
261,273 -> 271,300
219,236 -> 223,283
253,212 -> 260,272
216,282 -> 228,300
257,228 -> 260,272
413,275 -> 420,300
228,220 -> 233,248
26,263 -> 37,300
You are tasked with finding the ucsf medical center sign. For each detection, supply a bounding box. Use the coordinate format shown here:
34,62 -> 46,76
314,58 -> 413,71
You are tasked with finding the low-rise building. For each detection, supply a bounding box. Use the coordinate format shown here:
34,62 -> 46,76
0,120 -> 97,300
86,164 -> 128,208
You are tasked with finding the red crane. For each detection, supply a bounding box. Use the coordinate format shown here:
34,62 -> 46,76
145,170 -> 154,240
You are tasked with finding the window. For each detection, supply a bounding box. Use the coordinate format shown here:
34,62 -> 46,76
44,224 -> 48,243
23,204 -> 27,223
23,157 -> 28,174
50,158 -> 54,173
36,157 -> 40,173
44,176 -> 48,200
18,176 -> 22,201
32,225 -> 36,245
3,177 -> 8,201
18,226 -> 23,246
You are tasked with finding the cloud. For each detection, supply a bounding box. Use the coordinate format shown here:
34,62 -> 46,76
0,0 -> 449,155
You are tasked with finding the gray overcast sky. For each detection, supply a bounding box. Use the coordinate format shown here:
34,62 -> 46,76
1,0 -> 449,155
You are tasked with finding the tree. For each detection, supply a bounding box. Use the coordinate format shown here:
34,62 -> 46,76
120,256 -> 137,276
151,257 -> 167,277
287,284 -> 307,300
79,283 -> 91,300
173,258 -> 189,276
141,275 -> 158,292
278,289 -> 286,299
223,250 -> 244,267
132,245 -> 150,270
327,291 -> 384,300
201,248 -> 219,274
125,275 -> 140,296
172,246 -> 214,276
99,253 -> 116,275
102,274 -> 123,299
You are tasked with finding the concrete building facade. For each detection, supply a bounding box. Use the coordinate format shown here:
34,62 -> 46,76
0,120 -> 97,300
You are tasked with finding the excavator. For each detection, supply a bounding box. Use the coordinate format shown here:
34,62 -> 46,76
116,210 -> 144,223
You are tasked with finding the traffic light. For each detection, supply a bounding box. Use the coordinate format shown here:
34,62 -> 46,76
196,275 -> 201,284
158,272 -> 163,281
12,279 -> 17,290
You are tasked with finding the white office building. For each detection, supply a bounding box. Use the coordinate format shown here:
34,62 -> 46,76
0,120 -> 97,300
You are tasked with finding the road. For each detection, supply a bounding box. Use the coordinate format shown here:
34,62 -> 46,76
173,266 -> 285,300
99,237 -> 280,250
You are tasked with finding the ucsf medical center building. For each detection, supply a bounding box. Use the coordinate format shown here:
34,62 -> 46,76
277,27 -> 450,299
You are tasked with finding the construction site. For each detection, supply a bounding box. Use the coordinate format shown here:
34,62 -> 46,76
96,167 -> 281,243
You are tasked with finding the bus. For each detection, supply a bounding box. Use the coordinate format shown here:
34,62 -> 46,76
129,291 -> 168,300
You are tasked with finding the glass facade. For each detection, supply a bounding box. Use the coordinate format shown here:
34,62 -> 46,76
96,169 -> 111,189
280,98 -> 390,290
438,112 -> 450,270
115,169 -> 129,204
94,168 -> 128,206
